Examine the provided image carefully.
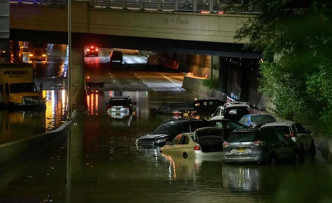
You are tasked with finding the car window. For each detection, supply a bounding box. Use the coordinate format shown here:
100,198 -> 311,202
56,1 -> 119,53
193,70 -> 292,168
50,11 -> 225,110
226,122 -> 244,130
172,134 -> 183,145
295,123 -> 306,133
262,128 -> 279,143
109,99 -> 129,106
215,121 -> 223,128
209,101 -> 214,106
195,128 -> 223,139
189,121 -> 209,131
239,116 -> 248,124
180,135 -> 189,144
251,115 -> 276,123
228,132 -> 257,142
274,126 -> 291,135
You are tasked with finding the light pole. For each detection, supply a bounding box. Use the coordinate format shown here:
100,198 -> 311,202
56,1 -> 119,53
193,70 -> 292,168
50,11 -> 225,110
67,0 -> 72,119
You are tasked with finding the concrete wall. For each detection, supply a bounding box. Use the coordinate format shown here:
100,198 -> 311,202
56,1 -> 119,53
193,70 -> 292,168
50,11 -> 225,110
10,2 -> 251,44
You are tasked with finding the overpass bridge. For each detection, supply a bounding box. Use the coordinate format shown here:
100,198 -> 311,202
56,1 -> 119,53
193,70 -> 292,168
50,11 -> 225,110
9,0 -> 257,56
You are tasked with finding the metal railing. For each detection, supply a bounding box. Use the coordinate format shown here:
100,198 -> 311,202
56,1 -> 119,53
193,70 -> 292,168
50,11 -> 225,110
10,0 -> 261,14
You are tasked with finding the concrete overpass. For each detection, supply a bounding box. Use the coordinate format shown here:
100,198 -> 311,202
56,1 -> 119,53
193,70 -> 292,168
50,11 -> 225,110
10,1 -> 256,55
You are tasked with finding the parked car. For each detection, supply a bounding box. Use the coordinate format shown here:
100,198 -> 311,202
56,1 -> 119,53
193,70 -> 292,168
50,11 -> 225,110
84,45 -> 99,56
172,107 -> 197,118
208,119 -> 246,140
155,102 -> 193,114
110,50 -> 123,63
223,127 -> 300,164
160,127 -> 224,161
224,105 -> 251,121
136,119 -> 212,147
192,99 -> 225,115
210,103 -> 250,121
239,114 -> 277,128
261,121 -> 316,157
106,97 -> 136,118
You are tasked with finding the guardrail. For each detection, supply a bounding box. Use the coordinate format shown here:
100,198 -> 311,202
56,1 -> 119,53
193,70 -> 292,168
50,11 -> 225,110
10,0 -> 261,14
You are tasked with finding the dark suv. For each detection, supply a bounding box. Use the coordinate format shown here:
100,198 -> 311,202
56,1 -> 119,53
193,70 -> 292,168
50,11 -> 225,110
223,127 -> 299,164
136,119 -> 213,147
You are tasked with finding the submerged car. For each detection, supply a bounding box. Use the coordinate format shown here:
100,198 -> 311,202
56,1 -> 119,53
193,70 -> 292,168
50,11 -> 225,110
136,119 -> 212,147
106,97 -> 136,118
262,121 -> 316,157
160,127 -> 224,161
208,119 -> 246,140
192,99 -> 225,115
223,127 -> 299,164
210,103 -> 250,121
239,114 -> 277,128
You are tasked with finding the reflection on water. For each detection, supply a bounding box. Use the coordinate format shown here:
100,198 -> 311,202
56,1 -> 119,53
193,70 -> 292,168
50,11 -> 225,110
0,89 -> 67,144
44,89 -> 67,131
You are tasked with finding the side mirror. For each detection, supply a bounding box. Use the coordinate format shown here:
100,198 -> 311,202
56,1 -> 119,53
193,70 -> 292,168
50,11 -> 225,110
211,113 -> 214,117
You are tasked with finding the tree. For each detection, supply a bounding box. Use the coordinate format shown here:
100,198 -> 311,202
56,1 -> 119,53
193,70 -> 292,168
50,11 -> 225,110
233,0 -> 332,134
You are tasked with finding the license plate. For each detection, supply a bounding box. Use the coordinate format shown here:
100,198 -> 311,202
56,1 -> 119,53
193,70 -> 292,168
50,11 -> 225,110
183,113 -> 189,117
116,108 -> 120,111
237,148 -> 245,152
116,113 -> 120,116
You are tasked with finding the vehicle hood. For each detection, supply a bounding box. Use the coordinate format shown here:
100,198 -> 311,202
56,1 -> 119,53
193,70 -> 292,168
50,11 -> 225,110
138,133 -> 169,140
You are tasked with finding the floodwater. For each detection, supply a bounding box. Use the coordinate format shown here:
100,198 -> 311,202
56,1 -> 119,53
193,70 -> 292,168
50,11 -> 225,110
1,89 -> 332,202
1,46 -> 332,202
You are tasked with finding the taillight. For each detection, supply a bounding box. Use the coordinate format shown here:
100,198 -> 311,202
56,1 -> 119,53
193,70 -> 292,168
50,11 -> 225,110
285,133 -> 296,139
173,111 -> 181,115
90,46 -> 94,48
86,48 -> 90,52
223,141 -> 229,148
95,48 -> 99,51
193,145 -> 201,150
253,140 -> 266,146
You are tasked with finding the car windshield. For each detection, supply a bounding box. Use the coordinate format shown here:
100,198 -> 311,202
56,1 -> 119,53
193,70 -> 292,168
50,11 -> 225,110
273,126 -> 290,135
228,132 -> 259,142
109,99 -> 129,106
152,123 -> 184,137
251,115 -> 276,123
195,128 -> 223,139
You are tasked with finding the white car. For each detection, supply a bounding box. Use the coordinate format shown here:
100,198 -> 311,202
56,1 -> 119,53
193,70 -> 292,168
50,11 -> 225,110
210,103 -> 250,121
262,121 -> 316,156
160,127 -> 224,163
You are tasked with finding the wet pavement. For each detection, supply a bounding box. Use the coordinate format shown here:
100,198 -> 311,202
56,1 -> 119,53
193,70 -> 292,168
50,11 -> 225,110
1,48 -> 332,202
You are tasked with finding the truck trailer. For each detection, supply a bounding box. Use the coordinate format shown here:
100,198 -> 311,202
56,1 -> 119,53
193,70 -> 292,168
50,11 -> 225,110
0,64 -> 45,110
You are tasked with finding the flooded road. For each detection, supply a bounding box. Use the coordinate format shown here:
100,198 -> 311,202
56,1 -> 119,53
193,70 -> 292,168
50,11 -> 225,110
1,49 -> 332,202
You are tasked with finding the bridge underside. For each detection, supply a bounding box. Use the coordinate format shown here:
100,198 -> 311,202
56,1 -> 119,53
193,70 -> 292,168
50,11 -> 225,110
10,29 -> 261,58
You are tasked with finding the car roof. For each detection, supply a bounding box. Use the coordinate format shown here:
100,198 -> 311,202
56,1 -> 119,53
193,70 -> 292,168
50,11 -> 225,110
245,114 -> 274,117
225,104 -> 249,109
232,128 -> 259,133
162,118 -> 205,125
262,121 -> 295,127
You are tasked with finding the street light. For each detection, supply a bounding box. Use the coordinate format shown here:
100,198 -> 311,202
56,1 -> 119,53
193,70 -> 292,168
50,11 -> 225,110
67,0 -> 72,119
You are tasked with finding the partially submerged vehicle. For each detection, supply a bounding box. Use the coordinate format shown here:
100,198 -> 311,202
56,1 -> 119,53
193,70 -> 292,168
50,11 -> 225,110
0,64 -> 45,110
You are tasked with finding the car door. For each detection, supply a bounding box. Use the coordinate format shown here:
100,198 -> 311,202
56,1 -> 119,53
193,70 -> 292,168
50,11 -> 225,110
262,128 -> 289,160
294,123 -> 310,150
166,134 -> 194,155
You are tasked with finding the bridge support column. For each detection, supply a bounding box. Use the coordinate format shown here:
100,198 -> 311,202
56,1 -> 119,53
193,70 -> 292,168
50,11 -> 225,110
70,49 -> 87,111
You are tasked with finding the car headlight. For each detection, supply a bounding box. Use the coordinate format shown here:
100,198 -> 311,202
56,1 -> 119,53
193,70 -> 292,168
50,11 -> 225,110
155,138 -> 167,144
